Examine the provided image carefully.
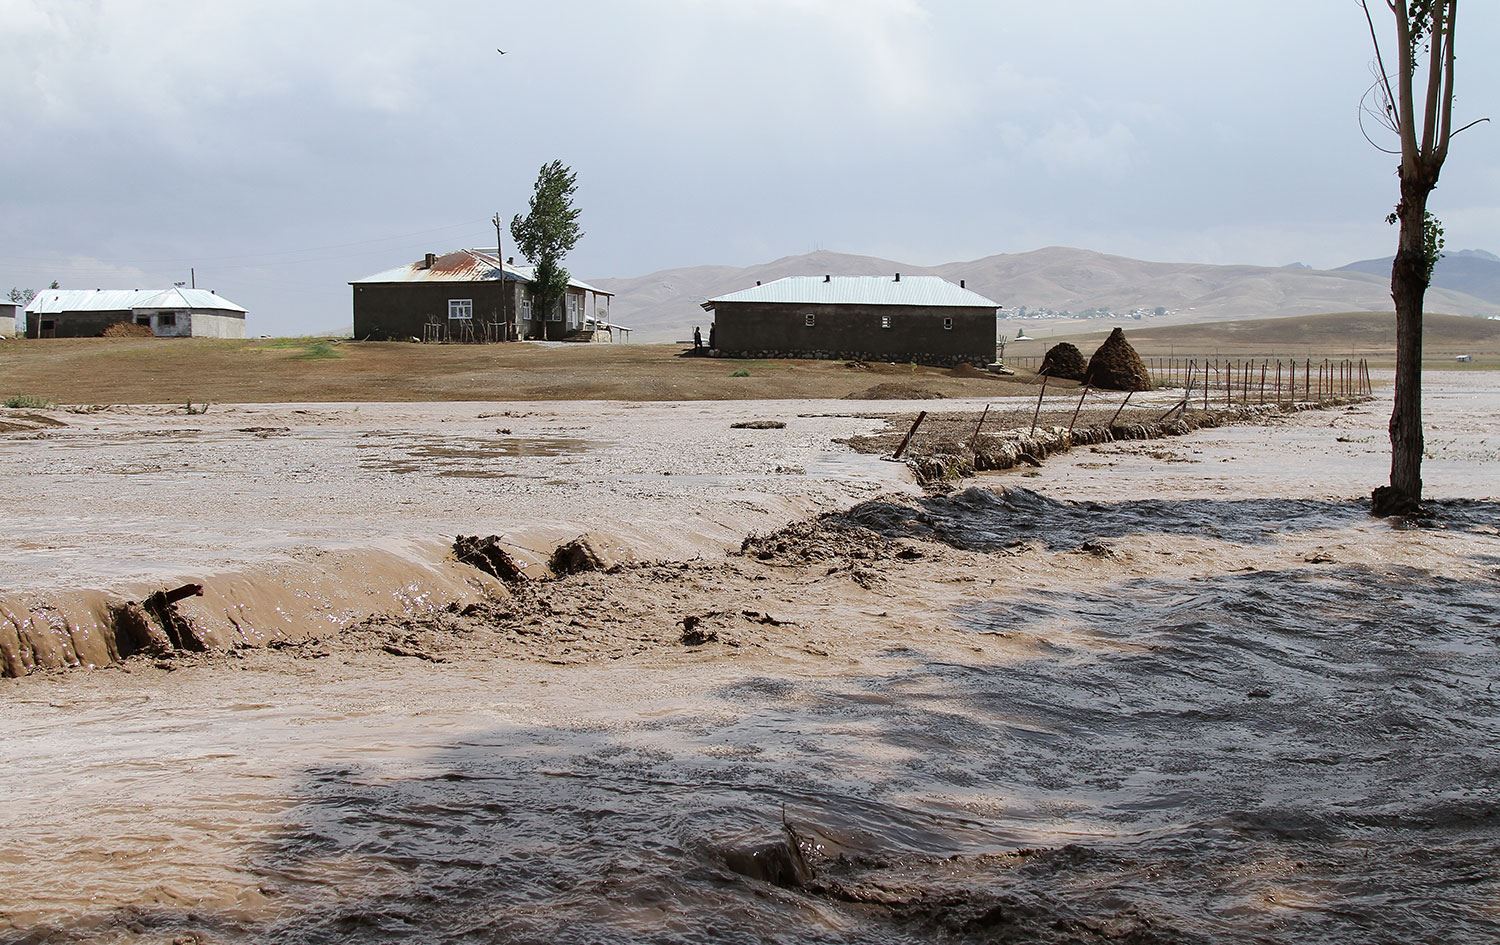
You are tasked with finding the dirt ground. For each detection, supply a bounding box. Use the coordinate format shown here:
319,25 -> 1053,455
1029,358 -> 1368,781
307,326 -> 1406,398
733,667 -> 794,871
0,338 -> 1039,405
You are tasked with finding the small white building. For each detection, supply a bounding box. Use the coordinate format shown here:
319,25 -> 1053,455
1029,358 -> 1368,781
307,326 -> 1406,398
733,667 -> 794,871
0,300 -> 19,338
24,288 -> 248,339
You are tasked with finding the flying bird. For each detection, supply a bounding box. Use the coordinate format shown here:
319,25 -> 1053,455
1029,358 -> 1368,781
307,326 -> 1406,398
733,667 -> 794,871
496,49 -> 507,54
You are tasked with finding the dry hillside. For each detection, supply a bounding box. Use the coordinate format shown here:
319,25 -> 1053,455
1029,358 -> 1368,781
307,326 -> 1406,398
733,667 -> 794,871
590,247 -> 1496,342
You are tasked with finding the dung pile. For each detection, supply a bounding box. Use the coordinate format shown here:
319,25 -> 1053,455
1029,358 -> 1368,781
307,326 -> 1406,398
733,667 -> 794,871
1038,343 -> 1087,381
1085,328 -> 1152,391
843,383 -> 946,400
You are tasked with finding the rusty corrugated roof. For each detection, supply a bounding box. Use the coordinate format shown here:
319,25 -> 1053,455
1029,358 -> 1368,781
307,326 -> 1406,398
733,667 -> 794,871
351,249 -> 613,295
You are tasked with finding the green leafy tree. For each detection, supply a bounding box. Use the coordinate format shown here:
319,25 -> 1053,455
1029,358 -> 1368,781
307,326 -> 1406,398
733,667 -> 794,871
1359,0 -> 1487,514
510,161 -> 583,341
6,287 -> 35,304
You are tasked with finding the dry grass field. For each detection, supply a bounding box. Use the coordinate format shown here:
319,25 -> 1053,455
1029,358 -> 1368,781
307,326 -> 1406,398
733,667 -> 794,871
0,337 -> 1036,405
1006,311 -> 1500,365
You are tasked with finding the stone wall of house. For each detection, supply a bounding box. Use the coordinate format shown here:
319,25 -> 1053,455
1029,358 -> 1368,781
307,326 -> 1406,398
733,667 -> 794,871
25,310 -> 134,338
711,301 -> 996,367
353,282 -> 520,341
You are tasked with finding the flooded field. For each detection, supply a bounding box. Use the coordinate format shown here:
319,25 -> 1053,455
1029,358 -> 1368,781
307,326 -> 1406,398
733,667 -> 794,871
2,375 -> 1498,943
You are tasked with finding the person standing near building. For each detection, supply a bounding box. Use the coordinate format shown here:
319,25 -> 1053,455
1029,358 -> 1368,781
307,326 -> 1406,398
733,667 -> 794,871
693,326 -> 703,350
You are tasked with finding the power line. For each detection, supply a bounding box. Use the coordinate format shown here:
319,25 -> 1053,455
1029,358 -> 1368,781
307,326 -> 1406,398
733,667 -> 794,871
0,218 -> 490,267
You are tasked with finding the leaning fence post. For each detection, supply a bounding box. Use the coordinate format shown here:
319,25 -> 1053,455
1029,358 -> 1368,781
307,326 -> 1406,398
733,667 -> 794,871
1030,373 -> 1049,435
1067,384 -> 1091,438
892,410 -> 927,460
1110,388 -> 1134,426
968,403 -> 990,451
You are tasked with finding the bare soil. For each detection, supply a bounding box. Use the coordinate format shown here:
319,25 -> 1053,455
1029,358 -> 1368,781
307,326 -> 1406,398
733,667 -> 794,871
0,338 -> 1035,405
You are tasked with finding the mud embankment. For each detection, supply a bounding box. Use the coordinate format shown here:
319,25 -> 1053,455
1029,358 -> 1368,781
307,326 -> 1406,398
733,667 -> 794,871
855,399 -> 1367,486
0,544 -> 512,677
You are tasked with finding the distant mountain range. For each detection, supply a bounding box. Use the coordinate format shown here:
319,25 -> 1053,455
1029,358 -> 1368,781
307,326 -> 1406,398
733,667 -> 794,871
1337,248 -> 1500,306
589,246 -> 1499,342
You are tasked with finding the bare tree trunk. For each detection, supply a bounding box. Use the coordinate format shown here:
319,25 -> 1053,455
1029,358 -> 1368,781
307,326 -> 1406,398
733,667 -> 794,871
1374,171 -> 1438,516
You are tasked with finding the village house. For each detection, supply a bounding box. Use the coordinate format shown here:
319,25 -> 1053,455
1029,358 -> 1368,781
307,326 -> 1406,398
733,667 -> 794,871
24,288 -> 248,338
350,249 -> 626,342
0,300 -> 19,337
702,274 -> 998,367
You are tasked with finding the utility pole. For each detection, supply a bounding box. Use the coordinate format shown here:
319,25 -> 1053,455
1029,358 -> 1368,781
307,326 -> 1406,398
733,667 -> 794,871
493,212 -> 510,341
190,267 -> 195,289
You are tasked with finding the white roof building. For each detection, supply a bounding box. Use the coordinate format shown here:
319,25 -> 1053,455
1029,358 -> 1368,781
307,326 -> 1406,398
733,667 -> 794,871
23,288 -> 248,339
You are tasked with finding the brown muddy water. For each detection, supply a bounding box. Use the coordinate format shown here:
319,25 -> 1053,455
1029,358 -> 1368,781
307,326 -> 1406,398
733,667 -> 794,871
3,377 -> 1499,944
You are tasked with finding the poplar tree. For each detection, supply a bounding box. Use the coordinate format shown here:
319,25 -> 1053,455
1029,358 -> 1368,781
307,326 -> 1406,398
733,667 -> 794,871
510,161 -> 584,341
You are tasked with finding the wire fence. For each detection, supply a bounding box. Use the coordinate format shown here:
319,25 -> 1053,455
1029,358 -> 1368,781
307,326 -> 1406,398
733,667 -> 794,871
886,357 -> 1375,460
1004,357 -> 1374,401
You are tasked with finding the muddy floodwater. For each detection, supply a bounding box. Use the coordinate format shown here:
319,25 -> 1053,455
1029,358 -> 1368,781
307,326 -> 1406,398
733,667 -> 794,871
3,375 -> 1499,943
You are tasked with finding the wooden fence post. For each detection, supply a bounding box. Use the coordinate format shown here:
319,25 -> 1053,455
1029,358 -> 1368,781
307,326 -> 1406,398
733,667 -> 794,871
1067,384 -> 1091,437
968,404 -> 990,451
1030,373 -> 1049,435
892,410 -> 927,460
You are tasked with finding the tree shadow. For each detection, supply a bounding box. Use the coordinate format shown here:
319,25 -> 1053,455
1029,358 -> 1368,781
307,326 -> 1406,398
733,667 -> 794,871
19,564 -> 1500,944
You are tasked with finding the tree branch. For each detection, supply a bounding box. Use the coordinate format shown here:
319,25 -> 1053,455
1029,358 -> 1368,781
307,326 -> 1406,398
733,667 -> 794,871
1393,1 -> 1420,173
1420,0 -> 1446,155
1360,0 -> 1401,130
1436,0 -> 1458,161
1448,117 -> 1490,138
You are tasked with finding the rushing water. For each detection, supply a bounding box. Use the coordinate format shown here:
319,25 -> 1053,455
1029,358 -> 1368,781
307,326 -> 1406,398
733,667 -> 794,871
5,386 -> 1500,944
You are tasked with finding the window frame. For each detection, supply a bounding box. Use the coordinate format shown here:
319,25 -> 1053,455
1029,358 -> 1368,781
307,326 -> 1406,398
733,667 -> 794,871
158,312 -> 177,327
448,298 -> 474,320
804,313 -> 816,327
942,317 -> 954,331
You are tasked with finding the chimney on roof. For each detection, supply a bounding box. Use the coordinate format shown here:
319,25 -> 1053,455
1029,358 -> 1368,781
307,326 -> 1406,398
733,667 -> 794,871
960,279 -> 965,288
423,252 -> 436,270
756,280 -> 761,286
507,256 -> 514,265
894,272 -> 901,282
824,274 -> 830,282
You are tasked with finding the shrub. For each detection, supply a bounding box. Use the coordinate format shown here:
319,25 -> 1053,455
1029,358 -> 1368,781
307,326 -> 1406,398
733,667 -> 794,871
4,394 -> 55,409
730,368 -> 750,378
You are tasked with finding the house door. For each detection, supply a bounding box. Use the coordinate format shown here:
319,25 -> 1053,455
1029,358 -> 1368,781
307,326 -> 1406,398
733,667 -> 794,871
40,319 -> 56,338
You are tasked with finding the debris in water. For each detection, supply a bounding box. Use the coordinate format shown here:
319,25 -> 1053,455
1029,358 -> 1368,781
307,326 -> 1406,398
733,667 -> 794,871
680,613 -> 720,645
549,536 -> 609,576
453,534 -> 528,583
721,823 -> 815,888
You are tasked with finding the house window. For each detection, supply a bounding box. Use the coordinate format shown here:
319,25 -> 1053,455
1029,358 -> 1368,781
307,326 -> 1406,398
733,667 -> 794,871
158,313 -> 177,327
135,315 -> 151,326
448,299 -> 473,320
547,302 -> 562,322
804,313 -> 815,327
521,295 -> 533,319
943,317 -> 954,331
567,294 -> 580,326
880,315 -> 892,329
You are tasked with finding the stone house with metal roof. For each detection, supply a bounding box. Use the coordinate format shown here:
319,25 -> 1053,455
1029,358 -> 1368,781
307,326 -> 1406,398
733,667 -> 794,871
24,288 -> 248,338
701,274 -> 998,367
350,249 -> 624,342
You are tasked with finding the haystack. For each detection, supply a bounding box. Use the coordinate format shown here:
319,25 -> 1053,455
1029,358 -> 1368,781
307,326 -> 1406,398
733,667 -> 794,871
1038,342 -> 1087,381
1085,328 -> 1152,391
100,321 -> 153,338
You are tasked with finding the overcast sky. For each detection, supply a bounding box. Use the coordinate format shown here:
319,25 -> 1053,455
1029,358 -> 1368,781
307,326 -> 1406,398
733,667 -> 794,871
3,0 -> 1496,335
